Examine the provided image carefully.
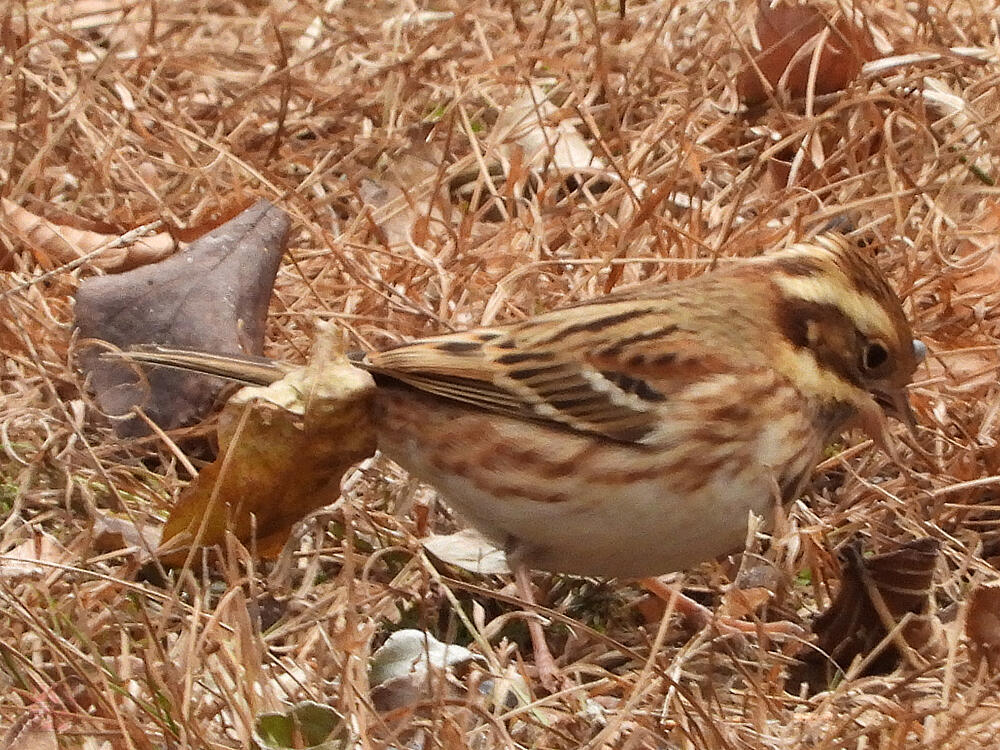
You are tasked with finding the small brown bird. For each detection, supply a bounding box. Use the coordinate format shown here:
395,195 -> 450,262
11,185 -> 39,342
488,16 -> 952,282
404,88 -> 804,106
125,231 -> 924,682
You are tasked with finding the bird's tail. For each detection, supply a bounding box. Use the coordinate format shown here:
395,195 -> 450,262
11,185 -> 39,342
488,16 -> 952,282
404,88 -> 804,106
106,345 -> 289,386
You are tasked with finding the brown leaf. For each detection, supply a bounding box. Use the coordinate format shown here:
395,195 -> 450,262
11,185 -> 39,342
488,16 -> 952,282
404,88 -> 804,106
966,582 -> 1000,672
74,199 -> 288,437
721,587 -> 774,620
722,558 -> 787,618
1,197 -> 176,272
91,513 -> 162,560
157,336 -> 377,565
738,2 -> 875,106
808,537 -> 943,676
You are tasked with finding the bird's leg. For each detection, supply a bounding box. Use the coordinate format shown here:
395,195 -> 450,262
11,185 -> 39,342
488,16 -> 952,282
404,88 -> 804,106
640,491 -> 804,639
639,576 -> 714,622
639,577 -> 805,638
513,563 -> 561,691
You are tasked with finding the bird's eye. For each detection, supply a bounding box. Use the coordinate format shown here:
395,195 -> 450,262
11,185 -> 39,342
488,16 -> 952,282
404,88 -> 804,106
862,341 -> 889,372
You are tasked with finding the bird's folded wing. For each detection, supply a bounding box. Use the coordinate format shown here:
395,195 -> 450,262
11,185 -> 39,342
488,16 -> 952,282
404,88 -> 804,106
363,326 -> 671,445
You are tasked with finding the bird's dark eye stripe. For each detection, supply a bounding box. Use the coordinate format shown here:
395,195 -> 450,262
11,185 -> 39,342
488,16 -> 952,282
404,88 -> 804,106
773,295 -> 874,388
774,297 -> 851,350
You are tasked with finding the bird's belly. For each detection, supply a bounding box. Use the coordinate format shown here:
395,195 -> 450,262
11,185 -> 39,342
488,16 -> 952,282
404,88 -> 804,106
427,469 -> 776,578
374,388 -> 801,578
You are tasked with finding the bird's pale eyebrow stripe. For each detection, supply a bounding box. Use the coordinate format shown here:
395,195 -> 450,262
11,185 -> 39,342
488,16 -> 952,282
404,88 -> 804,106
772,273 -> 893,334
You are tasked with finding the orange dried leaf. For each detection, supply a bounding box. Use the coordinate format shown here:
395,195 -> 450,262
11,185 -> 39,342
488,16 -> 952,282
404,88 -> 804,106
738,1 -> 875,106
158,341 -> 377,565
966,582 -> 1000,672
721,586 -> 773,620
1,197 -> 176,272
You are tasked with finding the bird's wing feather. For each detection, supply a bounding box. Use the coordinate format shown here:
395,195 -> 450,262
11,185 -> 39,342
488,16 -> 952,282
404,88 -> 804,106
361,302 -> 720,444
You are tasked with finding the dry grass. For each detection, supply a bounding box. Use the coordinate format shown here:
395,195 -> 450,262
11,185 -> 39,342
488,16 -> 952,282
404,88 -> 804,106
3,0 -> 1000,747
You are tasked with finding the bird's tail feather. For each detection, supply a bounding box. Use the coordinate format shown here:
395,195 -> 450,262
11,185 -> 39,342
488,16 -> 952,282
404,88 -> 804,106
106,345 -> 288,386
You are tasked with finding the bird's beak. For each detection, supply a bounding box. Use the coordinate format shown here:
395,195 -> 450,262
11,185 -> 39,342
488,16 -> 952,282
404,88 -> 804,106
879,338 -> 925,437
858,340 -> 924,459
874,387 -> 918,436
857,389 -> 915,465
869,338 -> 925,434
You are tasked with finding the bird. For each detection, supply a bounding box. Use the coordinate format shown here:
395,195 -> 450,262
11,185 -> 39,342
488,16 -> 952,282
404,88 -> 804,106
119,229 -> 924,685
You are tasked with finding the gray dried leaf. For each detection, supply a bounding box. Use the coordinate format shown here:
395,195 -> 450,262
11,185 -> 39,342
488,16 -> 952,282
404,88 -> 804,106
74,199 -> 288,436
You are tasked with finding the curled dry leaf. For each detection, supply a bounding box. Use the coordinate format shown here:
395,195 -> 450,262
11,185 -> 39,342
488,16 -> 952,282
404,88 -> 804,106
920,77 -> 993,186
721,584 -> 776,621
423,529 -> 511,575
1,197 -> 176,272
448,84 -> 627,227
717,556 -> 788,620
915,200 -> 1000,399
370,629 -> 483,711
74,199 -> 288,437
91,513 -> 162,561
492,84 -> 620,206
738,1 -> 876,106
360,149 -> 446,250
494,84 -> 604,174
804,537 -> 943,680
157,335 -> 377,565
966,582 -> 1000,672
